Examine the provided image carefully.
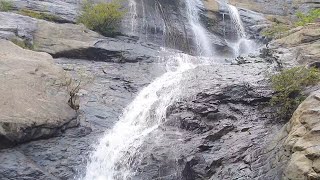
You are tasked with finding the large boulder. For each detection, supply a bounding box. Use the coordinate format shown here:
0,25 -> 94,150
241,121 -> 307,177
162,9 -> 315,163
271,23 -> 320,65
0,40 -> 77,148
264,90 -> 320,180
281,91 -> 320,180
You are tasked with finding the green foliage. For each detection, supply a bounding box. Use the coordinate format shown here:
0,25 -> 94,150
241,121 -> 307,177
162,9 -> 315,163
262,9 -> 320,39
262,23 -> 291,39
0,0 -> 13,12
270,66 -> 320,120
18,9 -> 61,22
10,38 -> 34,50
77,0 -> 126,37
295,9 -> 320,26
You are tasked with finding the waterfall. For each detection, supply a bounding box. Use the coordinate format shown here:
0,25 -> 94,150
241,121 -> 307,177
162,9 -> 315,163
185,0 -> 213,57
128,0 -> 137,34
82,53 -> 197,180
226,4 -> 255,57
227,4 -> 246,38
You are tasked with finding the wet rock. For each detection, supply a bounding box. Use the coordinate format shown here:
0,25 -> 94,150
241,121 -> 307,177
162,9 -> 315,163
0,149 -> 59,180
0,40 -> 77,148
130,62 -> 282,180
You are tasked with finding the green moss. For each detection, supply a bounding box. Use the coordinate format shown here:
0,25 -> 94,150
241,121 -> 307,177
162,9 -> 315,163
10,38 -> 34,50
0,0 -> 13,12
77,0 -> 126,37
270,66 -> 320,120
295,9 -> 320,27
18,9 -> 62,22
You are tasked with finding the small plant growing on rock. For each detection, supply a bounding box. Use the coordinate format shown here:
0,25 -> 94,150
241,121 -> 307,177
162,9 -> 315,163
64,67 -> 94,110
271,66 -> 320,120
0,0 -> 13,12
77,0 -> 126,37
10,38 -> 34,50
295,9 -> 320,26
262,22 -> 291,39
18,9 -> 62,22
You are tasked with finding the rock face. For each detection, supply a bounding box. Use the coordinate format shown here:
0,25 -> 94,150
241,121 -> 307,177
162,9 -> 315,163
263,91 -> 320,180
0,40 -> 77,148
11,0 -> 81,23
128,61 -> 283,180
271,23 -> 320,66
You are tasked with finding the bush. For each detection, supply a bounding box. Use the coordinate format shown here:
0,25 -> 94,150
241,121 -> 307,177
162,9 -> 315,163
77,0 -> 126,37
262,23 -> 291,39
295,9 -> 320,26
0,0 -> 13,12
18,9 -> 62,22
270,66 -> 320,120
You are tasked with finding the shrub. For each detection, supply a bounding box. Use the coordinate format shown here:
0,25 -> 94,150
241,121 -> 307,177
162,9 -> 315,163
262,23 -> 291,39
18,9 -> 62,22
295,9 -> 320,26
77,0 -> 126,37
270,66 -> 320,120
0,0 -> 13,12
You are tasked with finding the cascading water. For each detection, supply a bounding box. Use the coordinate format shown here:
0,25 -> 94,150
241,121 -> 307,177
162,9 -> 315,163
128,0 -> 137,34
82,2 -> 217,178
227,4 -> 246,38
82,53 -> 197,180
185,0 -> 213,56
226,4 -> 255,57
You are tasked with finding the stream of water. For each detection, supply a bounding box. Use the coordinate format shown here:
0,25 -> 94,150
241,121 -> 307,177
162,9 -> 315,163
83,53 -> 197,180
185,0 -> 214,56
82,1 -> 252,180
226,4 -> 255,56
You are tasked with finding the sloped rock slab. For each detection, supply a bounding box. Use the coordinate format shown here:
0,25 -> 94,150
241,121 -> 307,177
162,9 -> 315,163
126,62 -> 283,180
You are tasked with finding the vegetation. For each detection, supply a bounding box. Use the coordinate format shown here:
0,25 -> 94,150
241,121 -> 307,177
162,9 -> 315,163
295,9 -> 320,26
77,0 -> 126,37
18,9 -> 62,22
0,0 -> 13,12
270,66 -> 320,120
262,23 -> 291,39
262,9 -> 319,39
10,38 -> 34,50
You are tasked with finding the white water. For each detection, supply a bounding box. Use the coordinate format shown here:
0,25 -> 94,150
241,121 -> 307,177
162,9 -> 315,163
227,4 -> 255,57
82,53 -> 197,180
82,2 -> 258,180
128,0 -> 137,34
185,0 -> 213,57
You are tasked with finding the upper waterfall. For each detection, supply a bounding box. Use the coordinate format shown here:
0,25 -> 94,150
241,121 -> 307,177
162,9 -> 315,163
227,4 -> 246,38
185,0 -> 214,57
226,4 -> 256,57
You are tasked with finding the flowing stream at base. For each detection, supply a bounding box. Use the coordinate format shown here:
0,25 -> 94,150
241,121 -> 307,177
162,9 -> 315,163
83,54 -> 200,180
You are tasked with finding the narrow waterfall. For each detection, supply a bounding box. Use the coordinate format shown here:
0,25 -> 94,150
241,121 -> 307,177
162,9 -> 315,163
128,0 -> 137,34
185,0 -> 213,57
226,4 -> 255,56
227,4 -> 246,38
82,54 -> 197,180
